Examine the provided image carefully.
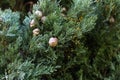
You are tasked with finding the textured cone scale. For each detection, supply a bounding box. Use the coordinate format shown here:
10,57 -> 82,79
49,37 -> 58,47
41,16 -> 47,23
33,28 -> 40,36
61,7 -> 67,13
61,13 -> 66,17
30,19 -> 35,27
35,10 -> 43,18
109,16 -> 115,23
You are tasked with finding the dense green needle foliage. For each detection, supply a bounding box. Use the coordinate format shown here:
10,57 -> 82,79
0,0 -> 120,80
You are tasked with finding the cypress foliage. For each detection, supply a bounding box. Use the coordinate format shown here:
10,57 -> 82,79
0,0 -> 120,80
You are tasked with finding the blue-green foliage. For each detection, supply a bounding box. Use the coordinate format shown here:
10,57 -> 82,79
0,9 -> 21,79
0,0 -> 120,80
